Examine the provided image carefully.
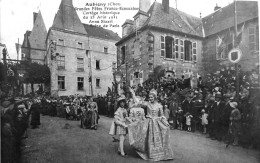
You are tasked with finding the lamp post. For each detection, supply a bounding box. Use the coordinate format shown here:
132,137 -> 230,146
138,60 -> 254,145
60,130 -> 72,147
47,40 -> 59,96
114,71 -> 122,96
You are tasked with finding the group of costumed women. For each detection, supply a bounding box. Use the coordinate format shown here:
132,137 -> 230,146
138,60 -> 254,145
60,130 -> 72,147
109,87 -> 174,161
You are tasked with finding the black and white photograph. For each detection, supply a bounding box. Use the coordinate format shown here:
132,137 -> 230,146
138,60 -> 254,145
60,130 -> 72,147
0,0 -> 259,162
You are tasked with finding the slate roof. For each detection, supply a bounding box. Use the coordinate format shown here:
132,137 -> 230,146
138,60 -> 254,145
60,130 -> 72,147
202,1 -> 258,37
29,11 -> 47,49
145,2 -> 203,37
52,0 -> 87,35
83,24 -> 121,41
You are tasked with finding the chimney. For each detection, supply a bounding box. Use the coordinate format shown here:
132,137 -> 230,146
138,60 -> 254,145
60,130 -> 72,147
62,0 -> 73,6
33,12 -> 38,25
214,4 -> 221,11
139,0 -> 151,12
162,0 -> 169,13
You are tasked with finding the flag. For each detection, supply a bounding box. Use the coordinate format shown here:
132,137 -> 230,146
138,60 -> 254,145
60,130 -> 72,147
236,22 -> 245,45
217,35 -> 225,59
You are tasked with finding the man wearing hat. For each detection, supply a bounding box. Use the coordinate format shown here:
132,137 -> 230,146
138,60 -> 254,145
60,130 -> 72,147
113,95 -> 129,157
221,94 -> 233,142
211,92 -> 225,141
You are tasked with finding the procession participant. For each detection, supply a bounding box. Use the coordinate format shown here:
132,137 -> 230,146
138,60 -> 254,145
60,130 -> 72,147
228,102 -> 241,146
220,95 -> 233,142
107,95 -> 113,117
168,95 -> 178,130
128,88 -> 174,161
30,98 -> 41,129
212,92 -> 225,141
113,95 -> 129,157
128,96 -> 146,123
86,98 -> 99,130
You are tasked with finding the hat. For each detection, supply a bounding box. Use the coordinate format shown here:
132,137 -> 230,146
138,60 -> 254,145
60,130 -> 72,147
149,89 -> 157,97
18,104 -> 25,109
215,92 -> 222,98
229,102 -> 238,109
117,95 -> 126,104
201,109 -> 205,113
2,101 -> 11,108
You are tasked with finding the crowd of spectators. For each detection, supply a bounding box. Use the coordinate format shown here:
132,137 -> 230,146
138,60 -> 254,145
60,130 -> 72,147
1,97 -> 41,163
126,67 -> 260,149
1,67 -> 259,162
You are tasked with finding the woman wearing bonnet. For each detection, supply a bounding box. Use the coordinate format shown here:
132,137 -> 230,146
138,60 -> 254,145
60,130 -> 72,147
128,87 -> 174,161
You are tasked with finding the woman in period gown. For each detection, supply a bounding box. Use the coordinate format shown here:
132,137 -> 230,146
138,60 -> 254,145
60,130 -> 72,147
85,98 -> 99,130
128,88 -> 174,161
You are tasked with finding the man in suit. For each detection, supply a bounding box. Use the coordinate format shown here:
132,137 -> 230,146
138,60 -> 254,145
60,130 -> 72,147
212,92 -> 225,141
182,92 -> 194,130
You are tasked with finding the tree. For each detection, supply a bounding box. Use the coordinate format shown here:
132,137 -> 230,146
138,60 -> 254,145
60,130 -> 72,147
23,62 -> 50,94
147,65 -> 166,82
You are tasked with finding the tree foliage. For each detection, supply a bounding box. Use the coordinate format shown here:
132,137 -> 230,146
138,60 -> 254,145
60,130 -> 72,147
23,62 -> 50,85
147,65 -> 166,82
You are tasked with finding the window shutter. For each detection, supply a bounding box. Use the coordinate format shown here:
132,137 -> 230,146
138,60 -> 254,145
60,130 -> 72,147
161,36 -> 165,57
175,39 -> 179,59
180,40 -> 184,60
216,39 -> 220,60
249,27 -> 256,50
192,42 -> 197,62
172,38 -> 176,59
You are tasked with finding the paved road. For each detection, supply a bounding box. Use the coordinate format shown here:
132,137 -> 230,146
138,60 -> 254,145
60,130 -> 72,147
21,115 -> 260,163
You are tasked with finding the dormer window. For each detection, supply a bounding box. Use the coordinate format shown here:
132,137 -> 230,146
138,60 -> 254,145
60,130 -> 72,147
58,39 -> 64,46
77,42 -> 83,49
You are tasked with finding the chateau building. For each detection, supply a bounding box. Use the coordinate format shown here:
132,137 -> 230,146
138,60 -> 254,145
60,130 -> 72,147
116,0 -> 259,86
22,0 -> 120,96
46,0 -> 120,96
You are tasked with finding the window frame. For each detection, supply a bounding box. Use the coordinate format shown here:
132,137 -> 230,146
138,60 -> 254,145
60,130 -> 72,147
77,42 -> 83,49
77,77 -> 84,91
58,76 -> 65,90
96,60 -> 100,70
104,47 -> 108,54
57,56 -> 65,70
96,78 -> 101,88
77,57 -> 84,71
57,39 -> 65,46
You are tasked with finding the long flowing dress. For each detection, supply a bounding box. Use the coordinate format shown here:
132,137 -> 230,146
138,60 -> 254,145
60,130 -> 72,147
85,102 -> 99,129
128,101 -> 174,161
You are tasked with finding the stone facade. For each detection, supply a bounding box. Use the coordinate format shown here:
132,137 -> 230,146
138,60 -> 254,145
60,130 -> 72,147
202,1 -> 259,74
116,1 -> 204,86
202,19 -> 259,74
46,0 -> 120,96
117,29 -> 203,86
117,0 -> 259,86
